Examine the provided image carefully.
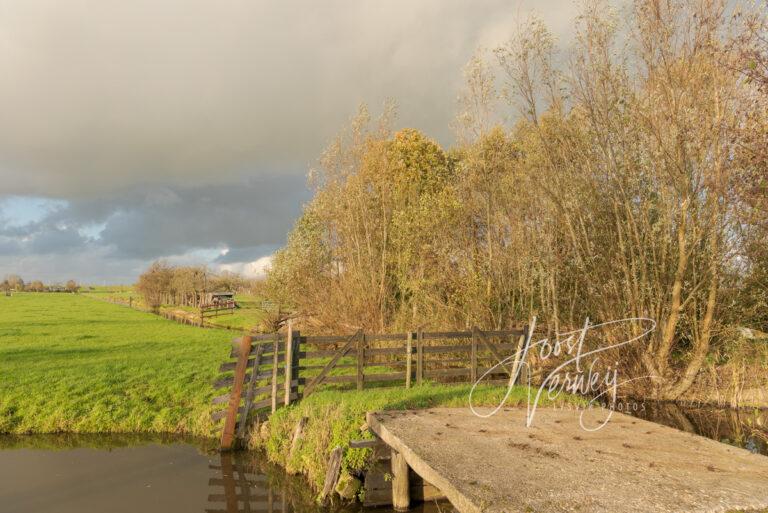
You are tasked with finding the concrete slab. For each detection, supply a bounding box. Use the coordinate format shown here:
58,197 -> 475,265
366,407 -> 768,513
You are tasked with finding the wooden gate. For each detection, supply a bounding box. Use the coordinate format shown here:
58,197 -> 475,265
211,326 -> 300,450
211,324 -> 530,449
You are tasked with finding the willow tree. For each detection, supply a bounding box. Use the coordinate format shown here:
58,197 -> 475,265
495,0 -> 766,399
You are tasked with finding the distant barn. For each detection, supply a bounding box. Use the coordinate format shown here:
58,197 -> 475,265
203,291 -> 235,306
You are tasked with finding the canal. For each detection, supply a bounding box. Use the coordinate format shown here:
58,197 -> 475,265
0,403 -> 765,513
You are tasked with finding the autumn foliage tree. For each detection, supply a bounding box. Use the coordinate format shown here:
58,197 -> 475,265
266,0 -> 767,401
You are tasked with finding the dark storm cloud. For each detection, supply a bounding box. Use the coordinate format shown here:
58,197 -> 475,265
97,175 -> 309,259
0,0 -> 579,198
1,175 -> 307,259
0,0 -> 581,281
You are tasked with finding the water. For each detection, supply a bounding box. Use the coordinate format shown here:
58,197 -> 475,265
627,401 -> 768,456
0,405 -> 765,512
0,434 -> 449,513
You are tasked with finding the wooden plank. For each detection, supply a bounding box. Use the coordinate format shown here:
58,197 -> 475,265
423,368 -> 470,379
271,334 -> 279,413
299,349 -> 354,358
349,439 -> 378,449
299,363 -> 356,371
288,416 -> 308,459
483,329 -> 527,337
221,335 -> 252,450
418,342 -> 518,354
312,373 -> 402,385
405,332 -> 413,389
509,327 -> 527,386
219,355 -> 285,373
284,323 -> 295,406
320,446 -> 344,501
301,335 -> 353,344
213,370 -> 277,390
416,328 -> 424,386
356,331 -> 365,391
212,406 -> 243,422
238,343 -> 265,439
423,367 -> 509,379
477,328 -> 512,375
302,330 -> 359,396
391,448 -> 410,511
471,326 -> 478,383
211,393 -> 230,405
364,346 -> 407,356
363,372 -> 404,382
421,331 -> 472,340
365,333 -> 410,341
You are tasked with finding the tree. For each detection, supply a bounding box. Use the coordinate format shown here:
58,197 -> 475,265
65,280 -> 79,293
265,0 -> 768,402
5,275 -> 24,291
136,261 -> 173,311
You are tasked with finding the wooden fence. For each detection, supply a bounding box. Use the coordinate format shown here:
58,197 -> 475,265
212,324 -> 529,449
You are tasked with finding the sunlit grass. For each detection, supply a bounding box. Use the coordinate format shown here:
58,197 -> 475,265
0,292 -> 230,435
252,383 -> 582,492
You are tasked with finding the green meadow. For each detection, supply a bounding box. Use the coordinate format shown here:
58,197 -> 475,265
0,292 -> 230,435
0,290 -> 577,471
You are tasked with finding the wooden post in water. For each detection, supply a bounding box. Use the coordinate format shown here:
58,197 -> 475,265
284,321 -> 295,406
391,449 -> 410,511
416,328 -> 424,386
471,326 -> 479,383
221,335 -> 252,450
405,332 -> 413,389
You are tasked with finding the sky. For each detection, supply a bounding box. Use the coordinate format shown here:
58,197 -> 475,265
0,0 -> 583,284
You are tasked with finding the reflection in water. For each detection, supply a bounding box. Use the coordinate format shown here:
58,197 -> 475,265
208,452 -> 291,513
0,434 -> 453,513
627,401 -> 768,456
209,451 -> 456,513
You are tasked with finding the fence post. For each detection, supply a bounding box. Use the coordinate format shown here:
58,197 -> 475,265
271,333 -> 279,413
471,326 -> 478,383
221,335 -> 252,450
356,330 -> 365,391
284,321 -> 295,406
416,328 -> 424,386
405,331 -> 413,389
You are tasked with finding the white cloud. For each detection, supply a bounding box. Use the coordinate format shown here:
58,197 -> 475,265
218,255 -> 273,279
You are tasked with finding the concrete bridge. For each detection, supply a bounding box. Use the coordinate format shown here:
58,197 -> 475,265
365,407 -> 768,513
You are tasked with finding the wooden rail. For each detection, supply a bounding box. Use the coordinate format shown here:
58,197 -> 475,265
211,325 -> 530,449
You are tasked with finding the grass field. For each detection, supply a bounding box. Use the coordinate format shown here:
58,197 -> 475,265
84,286 -> 267,331
0,293 -> 230,435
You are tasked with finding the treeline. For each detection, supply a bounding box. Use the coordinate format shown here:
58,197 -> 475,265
1,274 -> 80,293
136,261 -> 256,310
265,0 -> 768,401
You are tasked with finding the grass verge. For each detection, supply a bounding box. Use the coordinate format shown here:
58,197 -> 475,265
249,383 -> 583,496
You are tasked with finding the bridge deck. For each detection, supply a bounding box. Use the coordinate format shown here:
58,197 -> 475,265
366,407 -> 768,513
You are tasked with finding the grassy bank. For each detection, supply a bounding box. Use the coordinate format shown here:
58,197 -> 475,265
250,383 -> 582,496
0,293 -> 229,435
